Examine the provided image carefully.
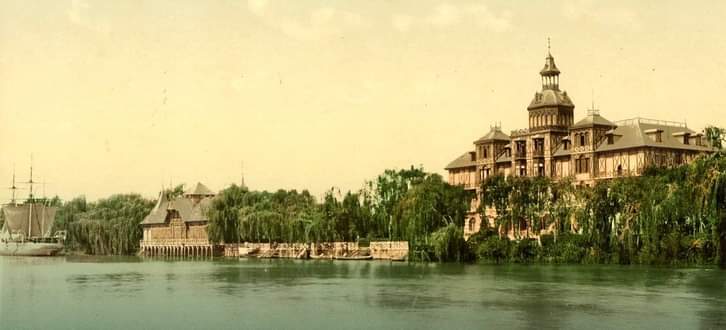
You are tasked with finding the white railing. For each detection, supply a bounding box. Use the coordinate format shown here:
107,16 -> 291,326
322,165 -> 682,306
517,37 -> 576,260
140,239 -> 209,246
615,117 -> 686,128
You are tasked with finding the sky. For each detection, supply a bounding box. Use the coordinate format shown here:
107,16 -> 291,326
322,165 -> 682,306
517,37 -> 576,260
1,0 -> 725,202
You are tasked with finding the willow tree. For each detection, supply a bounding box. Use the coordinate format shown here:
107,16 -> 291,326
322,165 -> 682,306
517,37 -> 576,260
392,174 -> 468,244
63,194 -> 154,255
480,175 -> 513,238
549,177 -> 575,242
369,166 -> 427,240
206,184 -> 249,244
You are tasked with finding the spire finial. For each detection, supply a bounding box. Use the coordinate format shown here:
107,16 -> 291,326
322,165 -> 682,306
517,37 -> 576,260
547,37 -> 551,55
588,88 -> 600,116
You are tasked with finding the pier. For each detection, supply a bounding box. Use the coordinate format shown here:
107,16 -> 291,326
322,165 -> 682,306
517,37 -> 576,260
140,239 -> 216,257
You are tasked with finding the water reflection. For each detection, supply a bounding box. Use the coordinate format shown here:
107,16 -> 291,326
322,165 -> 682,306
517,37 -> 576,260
689,269 -> 726,328
4,256 -> 726,330
66,272 -> 144,295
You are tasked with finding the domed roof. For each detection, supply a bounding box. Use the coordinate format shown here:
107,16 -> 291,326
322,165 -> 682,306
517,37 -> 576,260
527,89 -> 574,110
540,54 -> 560,76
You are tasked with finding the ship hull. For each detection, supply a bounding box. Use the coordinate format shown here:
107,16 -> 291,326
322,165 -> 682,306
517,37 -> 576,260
0,241 -> 63,256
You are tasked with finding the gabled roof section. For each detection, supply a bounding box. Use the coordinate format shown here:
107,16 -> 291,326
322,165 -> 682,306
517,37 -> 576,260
572,111 -> 616,129
474,127 -> 510,144
445,151 -> 476,170
184,182 -> 215,197
142,188 -> 215,226
596,118 -> 714,153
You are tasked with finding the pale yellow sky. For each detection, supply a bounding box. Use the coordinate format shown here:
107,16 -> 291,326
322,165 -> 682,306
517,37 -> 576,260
1,0 -> 725,201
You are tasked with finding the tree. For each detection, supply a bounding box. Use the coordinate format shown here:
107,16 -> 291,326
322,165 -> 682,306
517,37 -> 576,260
206,184 -> 249,244
480,175 -> 513,238
705,126 -> 725,150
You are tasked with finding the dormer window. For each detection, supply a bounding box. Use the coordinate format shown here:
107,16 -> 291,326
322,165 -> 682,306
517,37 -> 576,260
673,131 -> 691,145
645,129 -> 664,143
607,135 -> 614,145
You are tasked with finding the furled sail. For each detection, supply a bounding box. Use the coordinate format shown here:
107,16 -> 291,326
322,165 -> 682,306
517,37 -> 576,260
1,203 -> 58,238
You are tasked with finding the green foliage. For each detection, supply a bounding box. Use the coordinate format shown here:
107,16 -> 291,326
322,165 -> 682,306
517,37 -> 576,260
475,235 -> 512,263
206,184 -> 250,244
430,222 -> 472,262
59,194 -> 154,255
471,149 -> 726,265
705,126 -> 725,150
200,166 -> 471,262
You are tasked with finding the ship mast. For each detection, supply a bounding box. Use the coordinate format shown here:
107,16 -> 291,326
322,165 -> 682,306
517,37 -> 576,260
9,166 -> 18,206
27,156 -> 35,239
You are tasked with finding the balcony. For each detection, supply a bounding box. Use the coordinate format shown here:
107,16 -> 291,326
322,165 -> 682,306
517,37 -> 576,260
533,149 -> 544,157
514,151 -> 527,159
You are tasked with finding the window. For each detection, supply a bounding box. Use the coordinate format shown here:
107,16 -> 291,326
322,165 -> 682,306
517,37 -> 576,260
656,132 -> 662,143
683,136 -> 689,145
579,134 -> 586,146
483,147 -> 488,159
518,161 -> 527,176
607,135 -> 614,145
576,157 -> 590,174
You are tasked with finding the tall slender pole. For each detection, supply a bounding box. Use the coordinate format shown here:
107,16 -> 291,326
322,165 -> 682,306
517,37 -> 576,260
10,166 -> 17,205
27,158 -> 34,239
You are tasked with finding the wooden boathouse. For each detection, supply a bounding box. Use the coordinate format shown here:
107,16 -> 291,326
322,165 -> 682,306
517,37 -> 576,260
139,182 -> 217,257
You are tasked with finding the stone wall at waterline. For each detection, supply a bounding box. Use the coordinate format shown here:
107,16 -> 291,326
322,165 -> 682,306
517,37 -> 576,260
222,241 -> 409,260
369,241 -> 409,260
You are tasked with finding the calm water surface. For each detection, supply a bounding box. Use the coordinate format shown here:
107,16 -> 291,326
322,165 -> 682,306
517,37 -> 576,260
1,256 -> 725,329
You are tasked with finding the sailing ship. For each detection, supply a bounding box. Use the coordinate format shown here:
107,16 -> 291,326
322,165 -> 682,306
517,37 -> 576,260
0,164 -> 65,256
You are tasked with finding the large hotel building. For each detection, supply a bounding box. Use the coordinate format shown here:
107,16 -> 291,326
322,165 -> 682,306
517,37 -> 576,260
446,50 -> 713,239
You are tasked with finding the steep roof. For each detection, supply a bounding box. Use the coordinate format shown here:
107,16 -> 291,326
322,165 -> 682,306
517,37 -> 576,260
474,127 -> 510,144
572,112 -> 617,129
445,151 -> 476,170
141,193 -> 214,225
596,118 -> 714,153
184,182 -> 214,196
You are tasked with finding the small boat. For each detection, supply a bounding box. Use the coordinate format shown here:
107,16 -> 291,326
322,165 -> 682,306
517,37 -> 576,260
310,254 -> 333,260
333,255 -> 373,260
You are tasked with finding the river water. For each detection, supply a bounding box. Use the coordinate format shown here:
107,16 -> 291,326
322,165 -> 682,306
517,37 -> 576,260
1,256 -> 725,329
